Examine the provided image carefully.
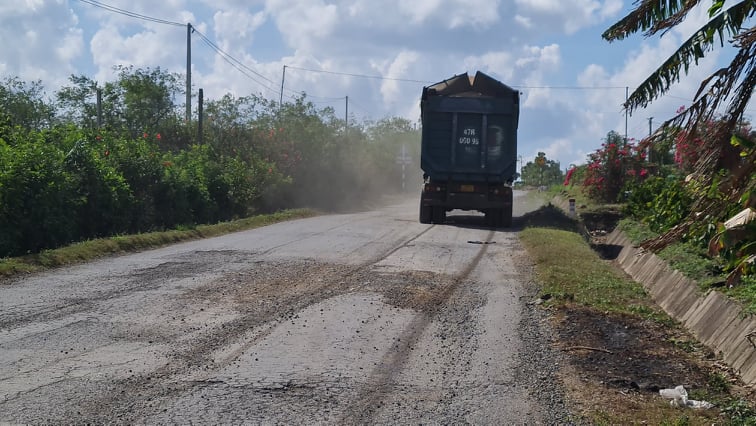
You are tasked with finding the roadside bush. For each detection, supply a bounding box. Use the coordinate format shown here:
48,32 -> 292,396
101,132 -> 164,232
0,129 -> 79,256
624,176 -> 693,234
0,72 -> 420,257
583,131 -> 648,202
57,127 -> 133,239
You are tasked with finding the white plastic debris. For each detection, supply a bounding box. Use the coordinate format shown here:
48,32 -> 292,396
659,385 -> 714,409
724,207 -> 756,229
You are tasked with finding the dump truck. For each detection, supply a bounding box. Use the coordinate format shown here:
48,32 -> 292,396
419,71 -> 519,227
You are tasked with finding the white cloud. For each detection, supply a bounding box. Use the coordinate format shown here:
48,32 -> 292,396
213,9 -> 266,42
90,24 -> 186,83
399,0 -> 442,24
514,14 -> 533,29
376,50 -> 420,105
463,51 -> 515,82
397,0 -> 500,28
0,0 -> 82,86
514,0 -> 623,34
265,0 -> 339,51
445,0 -> 501,28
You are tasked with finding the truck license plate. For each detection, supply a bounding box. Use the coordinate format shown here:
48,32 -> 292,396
460,185 -> 475,192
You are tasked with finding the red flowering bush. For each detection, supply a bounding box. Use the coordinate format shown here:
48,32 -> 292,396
583,131 -> 649,202
674,132 -> 705,173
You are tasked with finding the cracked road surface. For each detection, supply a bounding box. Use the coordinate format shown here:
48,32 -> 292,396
0,193 -> 567,424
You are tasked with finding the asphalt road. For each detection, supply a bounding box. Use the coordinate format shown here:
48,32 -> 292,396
0,192 -> 569,424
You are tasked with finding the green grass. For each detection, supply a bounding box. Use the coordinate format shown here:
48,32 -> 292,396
0,208 -> 317,279
618,218 -> 727,290
618,218 -> 659,243
519,226 -> 649,314
658,242 -> 724,288
520,203 -> 756,424
725,275 -> 756,315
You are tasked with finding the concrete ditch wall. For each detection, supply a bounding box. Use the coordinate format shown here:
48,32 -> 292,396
605,229 -> 756,387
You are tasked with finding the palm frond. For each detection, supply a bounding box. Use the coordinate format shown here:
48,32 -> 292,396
625,3 -> 755,113
603,0 -> 702,41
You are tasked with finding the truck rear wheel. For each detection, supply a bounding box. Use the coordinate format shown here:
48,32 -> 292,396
484,209 -> 499,227
432,207 -> 446,224
502,205 -> 513,228
419,201 -> 431,224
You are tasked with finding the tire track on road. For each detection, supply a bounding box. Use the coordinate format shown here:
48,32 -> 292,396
340,229 -> 496,424
59,224 -> 440,424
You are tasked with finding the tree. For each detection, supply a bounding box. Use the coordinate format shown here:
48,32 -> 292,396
603,1 -> 754,131
603,0 -> 756,251
56,75 -> 100,129
0,77 -> 56,131
520,152 -> 563,187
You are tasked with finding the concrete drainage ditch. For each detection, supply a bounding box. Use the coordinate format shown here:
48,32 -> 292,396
552,196 -> 756,387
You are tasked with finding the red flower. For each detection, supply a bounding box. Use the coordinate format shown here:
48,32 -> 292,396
156,133 -> 162,140
143,132 -> 148,138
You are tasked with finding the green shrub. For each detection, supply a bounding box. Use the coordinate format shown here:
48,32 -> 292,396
0,129 -> 80,256
624,175 -> 693,233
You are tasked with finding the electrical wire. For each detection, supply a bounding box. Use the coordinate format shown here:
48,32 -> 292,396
76,0 -> 184,27
81,0 -> 742,114
514,85 -> 628,90
190,27 -> 287,98
287,66 -> 635,91
285,65 -> 433,84
76,0 -> 287,98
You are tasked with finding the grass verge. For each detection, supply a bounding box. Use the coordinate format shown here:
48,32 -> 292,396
519,204 -> 756,424
0,208 -> 317,279
520,213 -> 656,318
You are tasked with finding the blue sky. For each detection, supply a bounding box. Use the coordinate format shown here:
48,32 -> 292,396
1,0 -> 752,169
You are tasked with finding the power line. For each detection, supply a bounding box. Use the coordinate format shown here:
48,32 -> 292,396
76,0 -> 285,98
309,96 -> 348,104
190,27 -> 286,97
285,66 -> 433,84
286,65 -> 634,91
76,0 -> 184,27
514,85 -> 627,90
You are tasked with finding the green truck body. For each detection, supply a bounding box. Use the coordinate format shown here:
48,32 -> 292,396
419,71 -> 519,227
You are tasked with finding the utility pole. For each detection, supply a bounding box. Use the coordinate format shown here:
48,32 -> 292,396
198,88 -> 204,144
186,23 -> 192,123
96,87 -> 102,129
345,96 -> 348,132
279,65 -> 286,108
395,144 -> 412,192
648,116 -> 654,163
624,86 -> 629,147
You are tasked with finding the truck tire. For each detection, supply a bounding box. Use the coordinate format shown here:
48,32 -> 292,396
484,209 -> 498,227
502,205 -> 513,228
432,206 -> 445,224
419,202 -> 431,224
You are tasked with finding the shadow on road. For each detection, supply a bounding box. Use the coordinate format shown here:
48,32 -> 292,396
439,203 -> 584,234
516,203 -> 584,234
